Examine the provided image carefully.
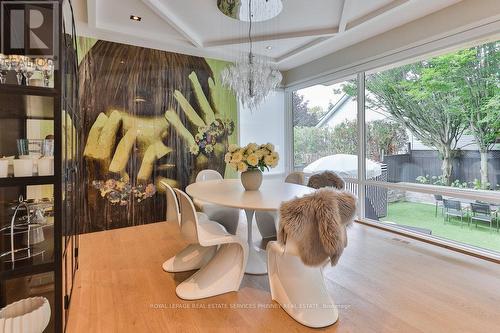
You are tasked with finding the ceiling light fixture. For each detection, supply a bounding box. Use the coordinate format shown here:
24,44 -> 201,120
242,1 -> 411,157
266,46 -> 272,50
220,0 -> 282,110
218,0 -> 283,22
130,15 -> 141,22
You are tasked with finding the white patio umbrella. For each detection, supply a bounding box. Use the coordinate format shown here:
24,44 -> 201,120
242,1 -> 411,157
303,154 -> 382,179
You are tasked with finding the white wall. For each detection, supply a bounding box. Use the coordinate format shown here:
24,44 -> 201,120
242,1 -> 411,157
239,89 -> 286,177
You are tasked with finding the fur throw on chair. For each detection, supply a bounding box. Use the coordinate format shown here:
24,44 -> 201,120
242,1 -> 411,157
307,171 -> 345,190
278,188 -> 356,266
285,171 -> 305,185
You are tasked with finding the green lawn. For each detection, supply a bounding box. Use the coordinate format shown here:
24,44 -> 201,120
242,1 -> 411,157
381,201 -> 500,253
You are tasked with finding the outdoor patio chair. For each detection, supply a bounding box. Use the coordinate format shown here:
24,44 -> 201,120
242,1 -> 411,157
470,203 -> 498,232
443,199 -> 468,227
434,194 -> 444,217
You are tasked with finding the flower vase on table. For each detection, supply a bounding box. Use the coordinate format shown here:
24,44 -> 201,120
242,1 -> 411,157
225,142 -> 279,191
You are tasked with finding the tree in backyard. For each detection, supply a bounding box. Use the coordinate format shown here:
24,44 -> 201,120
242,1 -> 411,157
455,42 -> 500,189
309,105 -> 327,119
329,120 -> 358,155
367,120 -> 408,161
294,119 -> 407,167
347,64 -> 467,185
293,126 -> 336,166
292,92 -> 319,127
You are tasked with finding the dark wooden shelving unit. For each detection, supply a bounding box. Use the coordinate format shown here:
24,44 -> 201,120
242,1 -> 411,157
0,1 -> 80,332
0,84 -> 58,97
0,262 -> 54,280
0,176 -> 56,187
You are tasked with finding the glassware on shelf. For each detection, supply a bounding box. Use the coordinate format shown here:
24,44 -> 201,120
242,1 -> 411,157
9,55 -> 26,85
0,54 -> 54,86
0,54 -> 9,84
42,139 -> 54,157
36,58 -> 54,87
17,139 -> 43,157
23,58 -> 36,86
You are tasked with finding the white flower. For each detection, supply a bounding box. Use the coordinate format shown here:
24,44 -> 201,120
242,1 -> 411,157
264,155 -> 274,166
255,149 -> 266,158
224,152 -> 232,163
231,151 -> 243,163
229,162 -> 238,171
228,144 -> 239,153
237,162 -> 248,172
265,143 -> 275,152
247,153 -> 259,167
189,144 -> 199,155
246,143 -> 258,152
205,144 -> 214,153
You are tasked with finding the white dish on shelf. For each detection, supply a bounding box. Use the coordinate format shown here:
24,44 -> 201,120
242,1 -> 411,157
0,297 -> 51,333
0,160 -> 8,178
13,159 -> 34,177
37,157 -> 54,176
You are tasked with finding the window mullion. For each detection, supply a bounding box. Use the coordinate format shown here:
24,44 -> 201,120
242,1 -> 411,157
357,72 -> 366,218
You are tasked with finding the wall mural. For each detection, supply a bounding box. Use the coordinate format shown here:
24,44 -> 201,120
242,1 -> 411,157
77,38 -> 238,233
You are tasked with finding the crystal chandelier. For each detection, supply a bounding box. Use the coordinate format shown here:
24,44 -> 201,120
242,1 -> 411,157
221,0 -> 282,110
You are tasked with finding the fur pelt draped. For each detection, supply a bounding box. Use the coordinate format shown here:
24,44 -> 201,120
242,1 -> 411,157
278,188 -> 357,266
307,171 -> 345,190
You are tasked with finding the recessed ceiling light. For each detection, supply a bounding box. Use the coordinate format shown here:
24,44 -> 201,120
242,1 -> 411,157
266,46 -> 272,50
130,15 -> 141,22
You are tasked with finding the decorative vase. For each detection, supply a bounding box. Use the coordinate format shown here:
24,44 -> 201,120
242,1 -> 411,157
241,169 -> 263,191
0,297 -> 51,333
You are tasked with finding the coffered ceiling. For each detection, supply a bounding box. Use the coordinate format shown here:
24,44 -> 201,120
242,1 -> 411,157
73,0 -> 463,70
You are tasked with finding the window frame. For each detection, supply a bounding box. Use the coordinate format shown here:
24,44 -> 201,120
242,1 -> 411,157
284,36 -> 500,263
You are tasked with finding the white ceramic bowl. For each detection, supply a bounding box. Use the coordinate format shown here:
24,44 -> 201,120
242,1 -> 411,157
0,297 -> 51,333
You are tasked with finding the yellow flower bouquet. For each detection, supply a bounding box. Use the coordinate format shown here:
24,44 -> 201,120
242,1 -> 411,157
225,143 -> 279,190
225,143 -> 279,172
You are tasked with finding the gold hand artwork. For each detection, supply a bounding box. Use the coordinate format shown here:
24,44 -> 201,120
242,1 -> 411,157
83,71 -> 233,187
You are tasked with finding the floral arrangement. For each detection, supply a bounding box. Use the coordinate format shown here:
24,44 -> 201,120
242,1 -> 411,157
224,143 -> 279,173
92,178 -> 156,206
190,118 -> 235,156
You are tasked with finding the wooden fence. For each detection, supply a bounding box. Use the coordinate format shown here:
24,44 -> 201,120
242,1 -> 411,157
383,150 -> 500,187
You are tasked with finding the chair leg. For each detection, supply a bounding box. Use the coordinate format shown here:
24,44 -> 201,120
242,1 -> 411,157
435,203 -> 438,217
255,211 -> 278,239
176,242 -> 247,300
267,241 -> 338,328
163,244 -> 217,273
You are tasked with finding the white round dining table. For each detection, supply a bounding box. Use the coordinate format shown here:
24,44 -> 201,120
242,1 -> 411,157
186,178 -> 314,274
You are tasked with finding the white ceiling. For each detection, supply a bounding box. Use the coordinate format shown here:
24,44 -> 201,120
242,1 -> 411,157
73,0 -> 463,70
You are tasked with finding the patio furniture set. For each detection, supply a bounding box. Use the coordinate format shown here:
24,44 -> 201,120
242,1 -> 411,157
434,195 -> 499,231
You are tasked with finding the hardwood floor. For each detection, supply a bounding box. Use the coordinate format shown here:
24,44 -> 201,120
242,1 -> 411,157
67,219 -> 500,333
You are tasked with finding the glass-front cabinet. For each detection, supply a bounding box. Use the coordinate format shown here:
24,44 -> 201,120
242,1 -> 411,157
0,1 -> 80,332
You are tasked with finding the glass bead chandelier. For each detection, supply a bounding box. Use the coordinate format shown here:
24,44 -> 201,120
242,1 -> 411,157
220,0 -> 283,110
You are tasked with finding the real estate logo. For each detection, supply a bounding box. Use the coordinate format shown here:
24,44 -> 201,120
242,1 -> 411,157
0,1 -> 58,57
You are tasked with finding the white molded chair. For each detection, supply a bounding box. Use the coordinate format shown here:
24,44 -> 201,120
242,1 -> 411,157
255,172 -> 305,239
162,183 -> 217,273
195,170 -> 240,235
174,189 -> 248,300
267,235 -> 338,328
